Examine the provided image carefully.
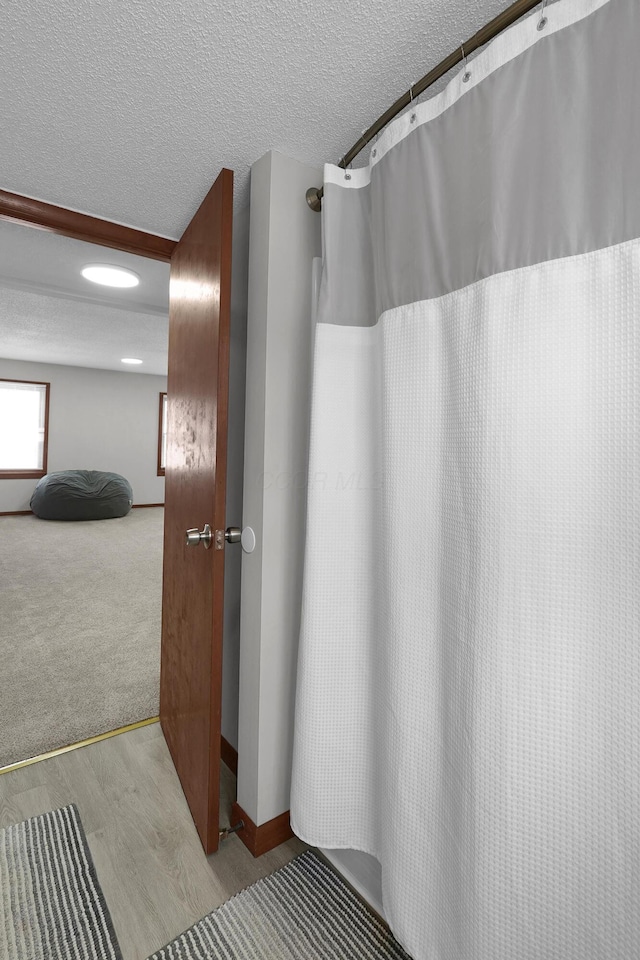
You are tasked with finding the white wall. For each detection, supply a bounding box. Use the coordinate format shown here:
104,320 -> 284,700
237,151 -> 321,824
238,151 -> 384,914
0,358 -> 166,512
322,850 -> 384,919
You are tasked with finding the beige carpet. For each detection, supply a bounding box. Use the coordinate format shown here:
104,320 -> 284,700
0,508 -> 163,767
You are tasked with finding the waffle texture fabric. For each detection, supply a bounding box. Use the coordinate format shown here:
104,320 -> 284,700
292,2 -> 640,958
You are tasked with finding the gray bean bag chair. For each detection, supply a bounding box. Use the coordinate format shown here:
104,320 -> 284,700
30,470 -> 133,521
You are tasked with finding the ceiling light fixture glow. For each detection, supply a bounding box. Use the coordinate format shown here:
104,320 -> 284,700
82,264 -> 140,288
121,358 -> 143,365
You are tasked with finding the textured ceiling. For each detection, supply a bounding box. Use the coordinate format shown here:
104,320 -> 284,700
1,0 -> 512,238
1,0 -> 525,372
0,221 -> 169,313
0,285 -> 168,376
0,221 -> 168,374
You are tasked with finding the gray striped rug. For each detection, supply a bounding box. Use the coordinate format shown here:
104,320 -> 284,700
0,804 -> 122,960
148,850 -> 412,960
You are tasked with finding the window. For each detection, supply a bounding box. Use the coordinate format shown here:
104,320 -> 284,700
158,392 -> 167,476
0,379 -> 50,479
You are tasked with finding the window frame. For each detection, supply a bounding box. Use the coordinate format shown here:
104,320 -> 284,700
0,378 -> 50,480
157,391 -> 167,476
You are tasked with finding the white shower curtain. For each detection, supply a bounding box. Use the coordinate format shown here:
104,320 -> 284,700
291,0 -> 640,958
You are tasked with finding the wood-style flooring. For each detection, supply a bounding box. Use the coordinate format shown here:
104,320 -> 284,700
0,721 -> 306,960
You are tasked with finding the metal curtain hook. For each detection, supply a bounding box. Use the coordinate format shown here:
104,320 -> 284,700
461,44 -> 471,83
409,83 -> 417,123
537,0 -> 548,30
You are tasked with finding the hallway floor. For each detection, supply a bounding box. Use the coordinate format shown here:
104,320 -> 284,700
0,509 -> 163,767
0,722 -> 306,960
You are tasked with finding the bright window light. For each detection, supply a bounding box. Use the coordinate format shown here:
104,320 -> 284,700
82,264 -> 140,288
0,380 -> 48,474
121,358 -> 143,365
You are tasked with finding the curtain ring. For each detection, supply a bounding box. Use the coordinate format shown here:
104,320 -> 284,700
409,84 -> 417,123
537,0 -> 548,30
461,44 -> 471,83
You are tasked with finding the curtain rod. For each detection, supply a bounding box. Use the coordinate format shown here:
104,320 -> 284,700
306,0 -> 545,212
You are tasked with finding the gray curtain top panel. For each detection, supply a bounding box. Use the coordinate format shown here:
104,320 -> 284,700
320,0 -> 637,326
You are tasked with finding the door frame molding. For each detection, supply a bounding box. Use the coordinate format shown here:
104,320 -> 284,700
0,189 -> 177,260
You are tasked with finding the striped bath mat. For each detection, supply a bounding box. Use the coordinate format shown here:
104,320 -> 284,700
0,804 -> 122,960
149,850 -> 411,960
1,806 -> 409,960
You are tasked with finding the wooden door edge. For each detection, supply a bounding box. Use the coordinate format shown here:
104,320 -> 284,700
205,167 -> 234,855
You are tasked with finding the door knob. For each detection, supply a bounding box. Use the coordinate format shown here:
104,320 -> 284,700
212,525 -> 256,553
187,524 -> 255,552
227,526 -> 256,553
185,524 -> 213,549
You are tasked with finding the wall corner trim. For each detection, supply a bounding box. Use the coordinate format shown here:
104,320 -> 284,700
230,801 -> 294,858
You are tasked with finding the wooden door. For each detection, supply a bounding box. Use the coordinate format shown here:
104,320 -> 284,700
160,168 -> 233,854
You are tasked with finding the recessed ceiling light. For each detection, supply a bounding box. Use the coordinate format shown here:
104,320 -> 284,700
121,358 -> 143,365
82,264 -> 140,288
